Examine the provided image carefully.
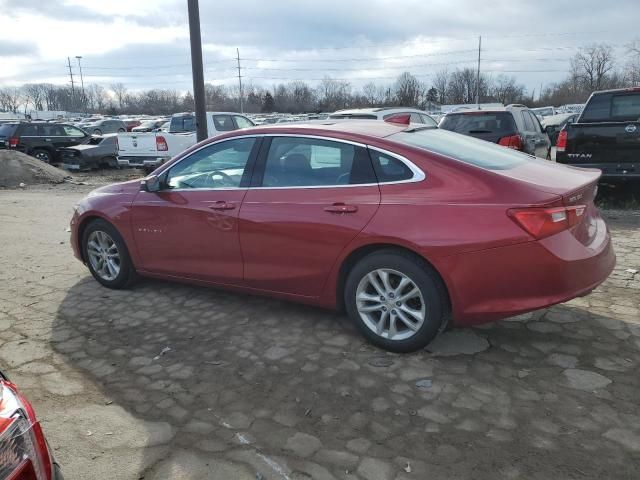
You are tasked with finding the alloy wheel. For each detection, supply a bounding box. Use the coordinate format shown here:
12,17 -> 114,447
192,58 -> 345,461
355,268 -> 426,341
86,230 -> 121,281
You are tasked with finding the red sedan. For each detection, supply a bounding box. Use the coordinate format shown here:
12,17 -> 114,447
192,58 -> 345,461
70,121 -> 615,352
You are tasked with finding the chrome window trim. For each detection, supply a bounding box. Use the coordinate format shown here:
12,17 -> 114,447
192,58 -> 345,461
156,133 -> 426,192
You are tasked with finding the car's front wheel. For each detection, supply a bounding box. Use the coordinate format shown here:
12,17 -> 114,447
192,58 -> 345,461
82,219 -> 136,289
344,250 -> 447,353
93,129 -> 102,135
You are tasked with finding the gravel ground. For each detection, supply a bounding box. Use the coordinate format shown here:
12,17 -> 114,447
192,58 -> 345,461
0,180 -> 639,480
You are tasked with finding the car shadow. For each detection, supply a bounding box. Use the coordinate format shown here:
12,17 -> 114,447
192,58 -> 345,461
52,275 -> 640,479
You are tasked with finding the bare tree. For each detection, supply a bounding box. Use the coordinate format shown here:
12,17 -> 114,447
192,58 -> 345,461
394,72 -> 424,107
23,84 -> 46,111
624,38 -> 640,86
110,82 -> 128,110
0,87 -> 23,113
433,69 -> 449,104
571,44 -> 615,91
490,75 -> 526,105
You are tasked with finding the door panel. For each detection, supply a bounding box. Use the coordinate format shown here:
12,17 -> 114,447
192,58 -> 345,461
130,136 -> 260,283
131,189 -> 247,282
239,136 -> 380,297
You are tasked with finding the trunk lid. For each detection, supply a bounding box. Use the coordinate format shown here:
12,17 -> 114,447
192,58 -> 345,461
117,133 -> 158,156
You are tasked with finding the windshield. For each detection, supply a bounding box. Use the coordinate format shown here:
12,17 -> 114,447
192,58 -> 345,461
439,112 -> 516,135
389,128 -> 528,170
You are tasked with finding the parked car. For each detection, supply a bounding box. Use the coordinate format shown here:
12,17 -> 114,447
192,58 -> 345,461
541,113 -> 579,145
0,121 -> 90,163
123,119 -> 141,132
70,120 -> 614,353
531,106 -> 556,119
0,370 -> 63,479
60,134 -> 119,170
116,112 -> 255,170
439,105 -> 551,158
83,119 -> 127,135
329,107 -> 437,126
132,119 -> 166,132
556,87 -> 640,180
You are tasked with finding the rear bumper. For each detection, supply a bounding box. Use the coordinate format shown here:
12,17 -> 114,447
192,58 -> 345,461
434,217 -> 615,326
557,161 -> 640,180
117,156 -> 168,168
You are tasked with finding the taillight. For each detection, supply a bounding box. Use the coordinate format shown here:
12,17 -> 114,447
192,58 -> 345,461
508,205 -> 586,239
556,130 -> 567,152
0,382 -> 51,480
498,134 -> 523,150
8,137 -> 19,148
156,136 -> 168,151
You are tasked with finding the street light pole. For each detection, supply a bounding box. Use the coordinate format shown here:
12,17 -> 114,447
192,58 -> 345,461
187,0 -> 207,143
75,56 -> 86,114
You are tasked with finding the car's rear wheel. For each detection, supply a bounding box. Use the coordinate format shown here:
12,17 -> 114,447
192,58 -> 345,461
93,129 -> 102,135
344,250 -> 447,353
32,149 -> 52,163
99,156 -> 118,169
82,219 -> 136,289
117,128 -> 126,133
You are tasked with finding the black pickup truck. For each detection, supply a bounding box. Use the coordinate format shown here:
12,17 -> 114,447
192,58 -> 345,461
556,87 -> 640,180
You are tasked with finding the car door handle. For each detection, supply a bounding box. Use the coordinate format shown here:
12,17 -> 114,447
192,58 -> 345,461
208,201 -> 236,211
324,203 -> 358,213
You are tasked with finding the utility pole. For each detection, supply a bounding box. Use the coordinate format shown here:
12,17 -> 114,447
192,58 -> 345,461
475,36 -> 481,108
236,48 -> 244,113
67,57 -> 76,112
187,0 -> 207,143
76,56 -> 86,114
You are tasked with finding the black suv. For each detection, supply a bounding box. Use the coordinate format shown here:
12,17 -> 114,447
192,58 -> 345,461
439,104 -> 551,158
0,122 -> 90,163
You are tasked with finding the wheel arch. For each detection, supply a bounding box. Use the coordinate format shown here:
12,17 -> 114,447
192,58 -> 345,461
77,214 -> 135,266
335,243 -> 452,317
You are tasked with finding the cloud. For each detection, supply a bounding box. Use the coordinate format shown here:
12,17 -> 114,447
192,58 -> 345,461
0,39 -> 38,57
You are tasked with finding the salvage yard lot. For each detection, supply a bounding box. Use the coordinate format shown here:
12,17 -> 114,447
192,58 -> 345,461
0,181 -> 639,480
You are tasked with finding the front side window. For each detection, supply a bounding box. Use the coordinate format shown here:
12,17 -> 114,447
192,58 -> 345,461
169,116 -> 195,133
166,137 -> 256,189
234,116 -> 254,129
262,137 -> 375,187
213,115 -> 235,132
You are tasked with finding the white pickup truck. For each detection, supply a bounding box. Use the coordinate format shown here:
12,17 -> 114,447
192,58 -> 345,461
117,111 -> 255,170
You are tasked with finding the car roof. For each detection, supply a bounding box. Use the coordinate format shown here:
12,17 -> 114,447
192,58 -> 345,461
220,120 -> 411,141
332,107 -> 426,115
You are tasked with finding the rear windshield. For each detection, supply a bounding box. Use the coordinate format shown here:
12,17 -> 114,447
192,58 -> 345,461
329,114 -> 378,120
389,129 -> 528,170
170,116 -> 196,133
439,112 -> 516,135
0,123 -> 18,137
580,92 -> 640,122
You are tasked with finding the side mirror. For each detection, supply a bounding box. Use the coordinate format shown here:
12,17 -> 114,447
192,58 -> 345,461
141,175 -> 161,193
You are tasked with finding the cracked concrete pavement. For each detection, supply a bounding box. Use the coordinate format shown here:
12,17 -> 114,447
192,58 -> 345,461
0,183 -> 639,479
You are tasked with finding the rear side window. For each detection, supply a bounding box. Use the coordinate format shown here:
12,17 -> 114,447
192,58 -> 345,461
234,116 -> 254,129
440,113 -> 516,135
262,137 -> 375,187
420,114 -> 438,126
213,115 -> 235,131
22,124 -> 40,136
0,124 -> 18,137
369,150 -> 414,183
581,92 -> 640,122
390,129 -> 528,170
169,116 -> 195,133
521,111 -> 534,131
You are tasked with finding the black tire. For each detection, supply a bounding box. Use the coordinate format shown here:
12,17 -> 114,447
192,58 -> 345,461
82,219 -> 136,289
93,129 -> 102,135
344,249 -> 448,353
32,149 -> 53,163
117,128 -> 126,133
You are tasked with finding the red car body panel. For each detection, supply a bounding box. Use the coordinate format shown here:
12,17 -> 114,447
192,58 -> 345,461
70,122 -> 615,327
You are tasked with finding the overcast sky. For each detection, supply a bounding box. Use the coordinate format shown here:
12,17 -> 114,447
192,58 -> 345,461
0,0 -> 638,95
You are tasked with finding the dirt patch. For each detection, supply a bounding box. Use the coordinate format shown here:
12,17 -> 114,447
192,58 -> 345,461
0,150 -> 70,188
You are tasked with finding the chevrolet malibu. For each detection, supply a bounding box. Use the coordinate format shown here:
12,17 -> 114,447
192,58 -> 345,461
70,120 -> 615,352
